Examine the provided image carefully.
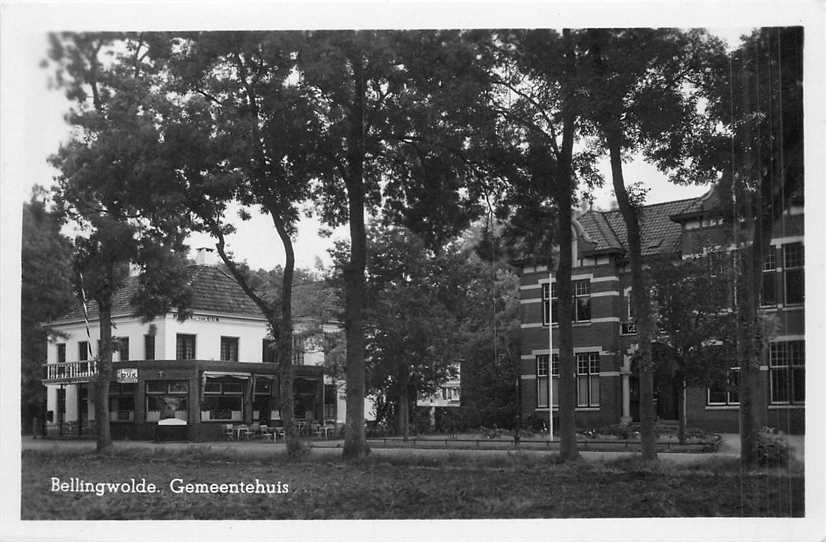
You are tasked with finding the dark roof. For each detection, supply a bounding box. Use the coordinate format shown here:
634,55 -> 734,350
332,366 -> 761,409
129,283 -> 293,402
53,265 -> 265,323
577,197 -> 701,257
669,185 -> 725,221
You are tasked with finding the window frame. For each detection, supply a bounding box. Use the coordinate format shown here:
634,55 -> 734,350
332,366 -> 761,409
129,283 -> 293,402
144,334 -> 155,361
542,279 -> 592,326
761,248 -> 778,307
707,367 -> 740,406
575,352 -> 600,408
176,334 -> 197,360
769,340 -> 805,405
220,336 -> 240,362
783,243 -> 804,305
201,377 -> 246,422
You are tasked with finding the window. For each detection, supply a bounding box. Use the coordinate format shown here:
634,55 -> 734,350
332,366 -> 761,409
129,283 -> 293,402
707,368 -> 740,405
770,341 -> 804,404
78,341 -> 89,361
761,248 -> 778,306
116,338 -> 129,361
292,334 -> 305,365
537,352 -> 599,408
57,344 -> 66,364
542,279 -> 591,325
262,339 -> 276,363
252,377 -> 274,422
621,289 -> 637,335
536,354 -> 558,408
220,337 -> 239,362
201,377 -> 245,422
145,381 -> 188,422
176,334 -> 196,360
576,352 -> 600,407
783,243 -> 804,305
144,335 -> 155,361
109,383 -> 136,422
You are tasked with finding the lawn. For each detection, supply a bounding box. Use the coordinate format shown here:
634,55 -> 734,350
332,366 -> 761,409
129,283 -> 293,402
21,448 -> 803,520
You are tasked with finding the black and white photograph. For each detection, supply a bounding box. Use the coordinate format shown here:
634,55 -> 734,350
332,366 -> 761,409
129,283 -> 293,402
1,1 -> 823,540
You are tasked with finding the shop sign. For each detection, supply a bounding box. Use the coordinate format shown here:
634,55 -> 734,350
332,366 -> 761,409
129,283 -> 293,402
117,368 -> 139,383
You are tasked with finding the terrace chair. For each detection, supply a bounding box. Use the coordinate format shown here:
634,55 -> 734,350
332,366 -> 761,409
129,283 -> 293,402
250,422 -> 261,438
236,424 -> 250,440
223,424 -> 234,440
259,424 -> 274,441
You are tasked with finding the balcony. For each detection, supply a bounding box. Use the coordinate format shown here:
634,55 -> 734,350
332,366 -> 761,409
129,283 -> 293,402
42,361 -> 97,384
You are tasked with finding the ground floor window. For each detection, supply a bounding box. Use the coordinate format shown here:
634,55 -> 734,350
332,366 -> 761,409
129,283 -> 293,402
201,377 -> 245,422
537,353 -> 599,408
109,383 -> 137,422
252,377 -> 274,422
294,378 -> 318,420
146,380 -> 188,422
576,352 -> 600,407
536,354 -> 559,408
707,368 -> 740,406
770,340 -> 804,404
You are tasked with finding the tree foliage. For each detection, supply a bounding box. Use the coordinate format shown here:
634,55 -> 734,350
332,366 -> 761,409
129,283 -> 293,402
21,190 -> 76,433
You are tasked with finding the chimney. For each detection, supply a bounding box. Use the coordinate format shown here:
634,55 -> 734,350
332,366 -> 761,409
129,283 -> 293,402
195,247 -> 216,266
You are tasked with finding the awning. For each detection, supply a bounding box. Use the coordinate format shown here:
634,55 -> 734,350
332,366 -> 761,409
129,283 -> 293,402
202,371 -> 250,380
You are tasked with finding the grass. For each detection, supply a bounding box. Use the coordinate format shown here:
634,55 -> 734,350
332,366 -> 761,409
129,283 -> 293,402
21,447 -> 803,520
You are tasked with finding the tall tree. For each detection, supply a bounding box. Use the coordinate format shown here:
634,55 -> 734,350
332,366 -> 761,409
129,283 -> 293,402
156,32 -> 321,456
477,29 -> 603,461
21,190 -> 76,434
670,27 -> 803,466
359,225 -> 463,438
580,28 -> 725,459
297,30 -> 491,458
650,256 -> 738,443
47,32 -> 192,452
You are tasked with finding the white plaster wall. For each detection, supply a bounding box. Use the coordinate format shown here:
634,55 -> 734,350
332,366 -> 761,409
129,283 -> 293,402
161,313 -> 269,361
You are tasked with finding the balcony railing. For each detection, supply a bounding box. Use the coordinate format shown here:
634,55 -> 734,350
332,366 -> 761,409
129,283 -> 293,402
43,361 -> 97,384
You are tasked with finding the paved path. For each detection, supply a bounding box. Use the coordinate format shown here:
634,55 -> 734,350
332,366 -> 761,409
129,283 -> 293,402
23,433 -> 803,464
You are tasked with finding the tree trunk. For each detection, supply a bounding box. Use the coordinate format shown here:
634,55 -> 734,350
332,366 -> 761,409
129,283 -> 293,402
272,215 -> 303,457
607,132 -> 657,460
555,108 -> 578,462
736,191 -> 764,467
342,53 -> 369,459
398,364 -> 410,441
94,291 -> 113,453
677,377 -> 687,445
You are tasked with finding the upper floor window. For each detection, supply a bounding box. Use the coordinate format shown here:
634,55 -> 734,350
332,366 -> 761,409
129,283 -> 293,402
78,341 -> 89,361
176,334 -> 196,360
220,337 -> 239,362
145,334 -> 155,361
292,334 -> 305,365
783,243 -> 804,305
57,343 -> 66,364
542,279 -> 591,325
117,338 -> 129,362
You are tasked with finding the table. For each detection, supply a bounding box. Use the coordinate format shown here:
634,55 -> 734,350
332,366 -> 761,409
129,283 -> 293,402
234,424 -> 250,440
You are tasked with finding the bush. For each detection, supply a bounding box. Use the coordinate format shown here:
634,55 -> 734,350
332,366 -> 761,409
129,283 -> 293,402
756,427 -> 791,467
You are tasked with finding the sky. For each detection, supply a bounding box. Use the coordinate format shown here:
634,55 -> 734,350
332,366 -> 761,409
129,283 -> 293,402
12,27 -> 758,272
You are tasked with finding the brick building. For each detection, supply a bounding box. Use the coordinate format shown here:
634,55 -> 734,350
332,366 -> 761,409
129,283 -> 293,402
518,187 -> 804,434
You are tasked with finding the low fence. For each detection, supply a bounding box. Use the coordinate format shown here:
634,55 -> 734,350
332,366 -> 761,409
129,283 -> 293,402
362,437 -> 716,453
